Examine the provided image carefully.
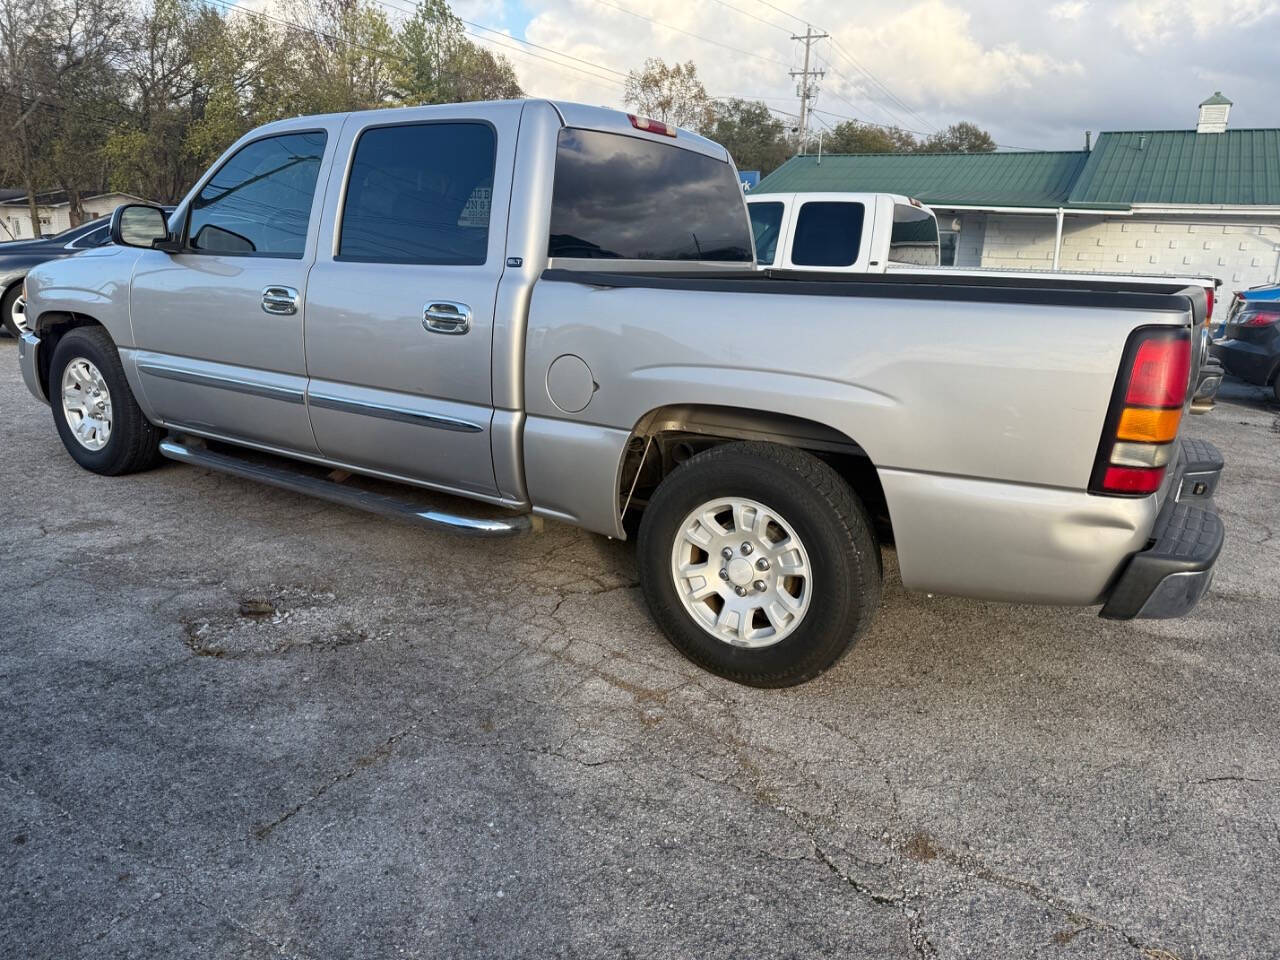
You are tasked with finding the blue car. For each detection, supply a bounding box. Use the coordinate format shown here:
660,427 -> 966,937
1212,282 -> 1280,401
1215,282 -> 1280,337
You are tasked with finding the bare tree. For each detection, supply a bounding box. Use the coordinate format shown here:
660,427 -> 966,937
0,0 -> 127,233
624,58 -> 712,133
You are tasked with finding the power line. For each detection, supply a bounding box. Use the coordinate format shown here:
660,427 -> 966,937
587,0 -> 792,69
698,0 -> 791,33
813,54 -> 915,131
456,18 -> 630,78
372,0 -> 631,85
737,0 -> 938,134
825,36 -> 936,133
462,30 -> 625,89
748,0 -> 807,26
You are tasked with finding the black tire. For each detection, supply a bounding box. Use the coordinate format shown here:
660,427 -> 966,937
1,282 -> 21,338
637,441 -> 881,688
49,326 -> 163,475
1273,375 -> 1280,405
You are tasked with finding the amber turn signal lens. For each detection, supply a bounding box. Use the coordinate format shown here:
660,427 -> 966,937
1116,407 -> 1182,444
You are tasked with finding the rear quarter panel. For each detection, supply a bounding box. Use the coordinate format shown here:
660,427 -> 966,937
523,279 -> 1187,603
526,281 -> 1184,486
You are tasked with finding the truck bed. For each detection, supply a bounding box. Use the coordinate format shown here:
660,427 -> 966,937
542,266 -> 1209,323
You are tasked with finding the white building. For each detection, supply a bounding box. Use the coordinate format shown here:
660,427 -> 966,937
0,191 -> 148,241
754,93 -> 1280,320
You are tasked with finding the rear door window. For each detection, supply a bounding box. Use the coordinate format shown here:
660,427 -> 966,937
338,122 -> 496,265
748,202 -> 784,266
790,201 -> 865,267
890,203 -> 940,265
186,132 -> 327,258
549,128 -> 752,262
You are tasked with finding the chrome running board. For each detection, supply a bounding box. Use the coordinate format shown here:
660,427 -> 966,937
159,438 -> 533,538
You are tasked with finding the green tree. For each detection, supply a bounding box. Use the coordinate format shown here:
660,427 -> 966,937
921,121 -> 996,153
706,99 -> 790,175
394,0 -> 520,105
818,120 -> 919,154
624,58 -> 711,133
440,42 -> 520,102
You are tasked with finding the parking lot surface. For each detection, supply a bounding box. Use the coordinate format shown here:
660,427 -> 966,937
2,338 -> 1278,959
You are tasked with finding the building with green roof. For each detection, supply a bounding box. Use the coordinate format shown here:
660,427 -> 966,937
749,93 -> 1279,316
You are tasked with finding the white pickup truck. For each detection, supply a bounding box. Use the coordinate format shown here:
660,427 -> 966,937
746,190 -> 1225,410
18,100 -> 1225,687
746,192 -> 944,272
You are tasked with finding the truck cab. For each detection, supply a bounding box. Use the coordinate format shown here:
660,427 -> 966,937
745,191 -> 940,271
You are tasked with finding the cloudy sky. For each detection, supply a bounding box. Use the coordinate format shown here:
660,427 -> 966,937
437,0 -> 1280,150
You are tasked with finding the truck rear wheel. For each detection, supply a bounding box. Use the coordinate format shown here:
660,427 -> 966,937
636,441 -> 881,687
50,326 -> 163,475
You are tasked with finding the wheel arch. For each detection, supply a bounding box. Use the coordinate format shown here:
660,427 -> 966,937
616,403 -> 892,543
32,311 -> 109,401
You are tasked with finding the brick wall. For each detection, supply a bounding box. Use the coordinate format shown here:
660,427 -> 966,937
971,212 -> 1280,319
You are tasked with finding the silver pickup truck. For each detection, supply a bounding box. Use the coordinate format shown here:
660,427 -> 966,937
17,99 -> 1225,687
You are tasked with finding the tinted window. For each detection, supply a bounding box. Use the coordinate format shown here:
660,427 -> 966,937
187,132 -> 326,258
549,128 -> 752,262
748,202 -> 784,266
339,122 -> 496,265
890,203 -> 939,265
791,202 -> 864,267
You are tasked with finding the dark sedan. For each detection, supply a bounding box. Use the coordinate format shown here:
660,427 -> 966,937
0,217 -> 114,338
1212,294 -> 1280,402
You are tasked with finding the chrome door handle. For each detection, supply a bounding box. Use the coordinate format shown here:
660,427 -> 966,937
262,285 -> 299,315
423,301 -> 471,335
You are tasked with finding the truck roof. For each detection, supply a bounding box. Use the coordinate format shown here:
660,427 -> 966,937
745,190 -> 921,206
242,99 -> 733,164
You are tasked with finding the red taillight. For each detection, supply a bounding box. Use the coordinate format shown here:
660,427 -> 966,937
1203,286 -> 1214,321
1091,327 -> 1191,497
1125,336 -> 1191,407
1242,310 -> 1280,327
628,114 -> 677,137
1102,466 -> 1165,494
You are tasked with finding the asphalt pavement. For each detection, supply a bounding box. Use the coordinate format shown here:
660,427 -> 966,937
2,338 -> 1278,959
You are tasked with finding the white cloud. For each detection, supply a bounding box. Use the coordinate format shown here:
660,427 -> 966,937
1109,0 -> 1279,51
828,0 -> 1082,107
504,0 -> 1280,149
1049,1 -> 1089,20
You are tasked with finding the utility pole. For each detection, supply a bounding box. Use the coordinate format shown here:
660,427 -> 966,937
790,25 -> 828,154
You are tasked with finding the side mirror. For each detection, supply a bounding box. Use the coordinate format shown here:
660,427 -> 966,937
110,204 -> 177,252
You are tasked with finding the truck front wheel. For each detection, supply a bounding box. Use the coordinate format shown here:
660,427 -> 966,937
50,326 -> 163,475
636,441 -> 882,687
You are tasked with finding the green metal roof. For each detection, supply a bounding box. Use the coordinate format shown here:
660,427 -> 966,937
1067,129 -> 1280,206
1200,91 -> 1233,106
751,151 -> 1090,208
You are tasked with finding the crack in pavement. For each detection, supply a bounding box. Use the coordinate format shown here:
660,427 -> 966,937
252,726 -> 417,841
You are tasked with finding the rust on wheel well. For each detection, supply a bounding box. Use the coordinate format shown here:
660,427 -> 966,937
617,403 -> 892,542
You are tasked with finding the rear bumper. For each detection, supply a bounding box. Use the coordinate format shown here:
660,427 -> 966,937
18,330 -> 47,404
1100,439 -> 1224,620
1211,338 -> 1277,387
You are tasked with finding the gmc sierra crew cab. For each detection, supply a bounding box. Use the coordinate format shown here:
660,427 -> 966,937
17,99 -> 1225,687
